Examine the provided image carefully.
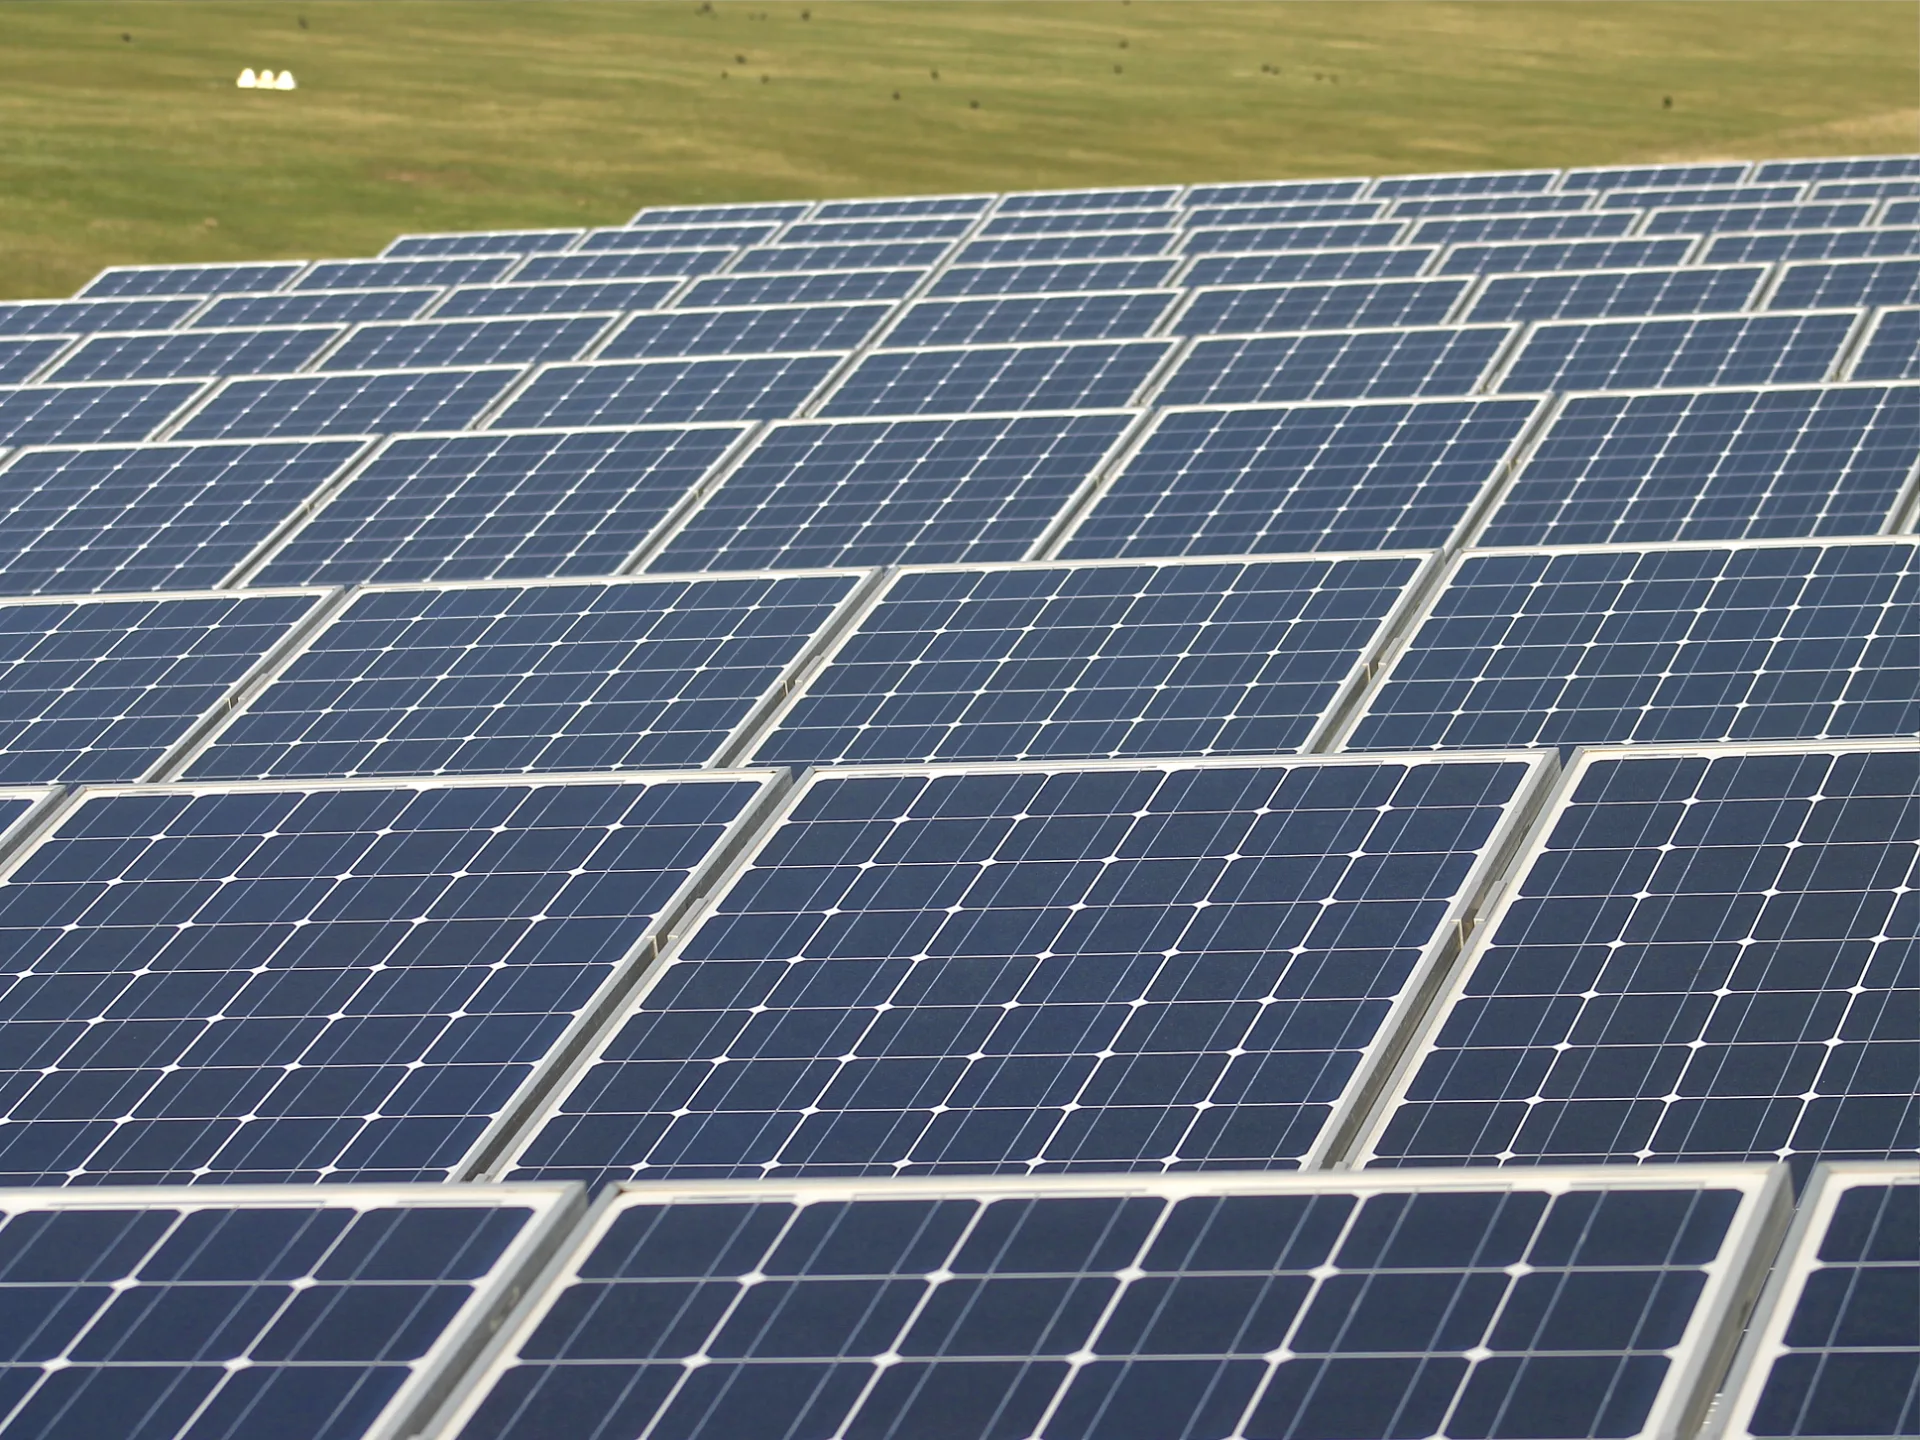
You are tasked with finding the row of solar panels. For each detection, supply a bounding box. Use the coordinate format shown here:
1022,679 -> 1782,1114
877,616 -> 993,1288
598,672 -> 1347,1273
1,1161 -> 1908,1440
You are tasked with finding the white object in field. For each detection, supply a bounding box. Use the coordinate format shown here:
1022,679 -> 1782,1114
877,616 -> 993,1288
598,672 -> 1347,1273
258,70 -> 277,86
237,68 -> 258,87
275,71 -> 297,89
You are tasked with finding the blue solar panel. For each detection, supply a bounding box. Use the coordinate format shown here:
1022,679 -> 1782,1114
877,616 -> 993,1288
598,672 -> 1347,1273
880,292 -> 1176,347
1848,307 -> 1920,380
1464,266 -> 1768,323
1493,313 -> 1858,393
0,337 -> 73,385
1596,184 -> 1805,209
0,438 -> 364,594
1056,398 -> 1542,558
1182,202 -> 1387,227
729,242 -> 952,273
296,258 -> 515,291
1882,200 -> 1920,225
1186,177 -> 1370,204
1178,222 -> 1407,254
748,555 -> 1426,766
1436,238 -> 1696,275
431,279 -> 682,318
1642,203 -> 1876,235
0,587 -> 324,783
1703,227 -> 1920,263
955,233 -> 1177,265
172,368 -> 520,441
1477,385 -> 1920,546
645,412 -> 1134,574
1559,162 -> 1752,191
318,315 -> 615,371
1410,213 -> 1639,245
0,1184 -> 577,1440
1715,1163 -> 1920,1440
628,202 -> 807,225
999,186 -> 1181,212
781,218 -> 973,244
1768,258 -> 1920,309
251,425 -> 747,587
983,210 -> 1181,236
1374,170 -> 1558,197
43,326 -> 342,383
488,355 -> 842,428
1810,177 -> 1920,199
0,299 -> 198,337
443,1167 -> 1777,1440
927,258 -> 1180,297
814,341 -> 1171,418
1341,540 -> 1920,752
182,573 -> 866,780
1754,156 -> 1920,182
578,224 -> 781,252
597,304 -> 892,360
512,248 -> 731,282
0,770 -> 778,1184
676,269 -> 922,308
0,380 -> 205,448
191,288 -> 441,329
1173,280 -> 1469,336
1387,194 -> 1591,218
384,229 -> 580,257
1180,247 -> 1435,287
503,752 -> 1550,1181
1158,326 -> 1514,406
812,195 -> 991,219
77,261 -> 307,299
1359,744 -> 1920,1176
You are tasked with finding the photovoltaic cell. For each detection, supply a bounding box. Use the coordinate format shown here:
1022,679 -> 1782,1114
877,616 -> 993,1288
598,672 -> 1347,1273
580,225 -> 781,251
385,229 -> 580,257
815,341 -> 1171,418
729,242 -> 952,274
1360,744 -> 1920,1176
43,327 -> 342,383
627,202 -> 805,225
676,270 -> 923,308
1848,307 -> 1920,380
430,279 -> 681,319
1559,162 -> 1751,190
1058,398 -> 1542,558
318,316 -> 614,372
182,572 -> 865,779
1596,185 -> 1805,209
0,338 -> 73,386
1185,177 -> 1369,203
645,412 -> 1134,574
1157,326 -> 1513,406
999,186 -> 1180,211
779,218 -> 972,243
512,249 -> 731,283
748,555 -> 1424,766
597,304 -> 892,360
0,381 -> 205,448
927,259 -> 1180,297
1341,540 -> 1920,753
295,258 -> 515,292
1714,1163 -> 1920,1439
250,425 -> 747,587
1177,223 -> 1406,255
0,771 -> 777,1184
879,293 -> 1176,348
1463,266 -> 1767,323
1374,170 -> 1558,197
0,1185 -> 575,1440
1409,214 -> 1637,245
1810,178 -> 1920,199
983,210 -> 1181,236
1180,247 -> 1434,288
1174,280 -> 1468,336
1883,201 -> 1920,226
0,587 -> 325,784
171,368 -> 520,441
812,196 -> 990,219
0,299 -> 198,337
0,438 -> 365,594
1435,239 -> 1696,275
954,233 -> 1176,265
77,261 -> 308,298
1494,313 -> 1858,394
504,753 -> 1548,1181
1641,204 -> 1876,236
1768,258 -> 1920,310
1753,156 -> 1920,182
1386,195 -> 1591,218
487,355 -> 842,429
192,289 -> 442,329
1479,386 -> 1920,547
443,1168 -> 1775,1440
1180,202 -> 1386,226
1703,228 -> 1920,263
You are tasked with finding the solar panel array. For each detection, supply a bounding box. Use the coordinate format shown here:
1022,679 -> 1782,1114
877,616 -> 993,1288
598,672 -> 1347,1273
0,153 -> 1913,1440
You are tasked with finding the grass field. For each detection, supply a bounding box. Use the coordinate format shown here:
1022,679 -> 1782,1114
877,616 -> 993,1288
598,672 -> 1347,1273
2,1 -> 1915,299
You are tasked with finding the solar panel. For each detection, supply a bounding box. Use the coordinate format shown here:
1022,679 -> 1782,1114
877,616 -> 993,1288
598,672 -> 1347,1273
1596,184 -> 1805,209
596,304 -> 893,359
813,341 -> 1172,418
627,202 -> 808,225
430,278 -> 682,318
1767,257 -> 1920,309
1642,203 -> 1876,235
1386,194 -> 1592,218
926,258 -> 1181,297
1157,325 -> 1516,406
181,572 -> 867,780
1809,177 -> 1920,199
191,288 -> 442,329
1185,177 -> 1370,204
955,232 -> 1178,265
0,379 -> 205,447
0,586 -> 326,783
1339,539 -> 1920,752
1712,1161 -> 1920,1440
1177,222 -> 1408,254
42,326 -> 343,383
0,769 -> 782,1184
878,292 -> 1177,347
1173,280 -> 1468,335
1056,397 -> 1543,558
383,229 -> 582,258
676,269 -> 923,308
0,298 -> 199,337
781,218 -> 973,243
1434,238 -> 1696,275
1881,199 -> 1920,225
1847,306 -> 1920,380
1559,162 -> 1752,191
1699,226 -> 1920,263
1375,170 -> 1560,197
316,315 -> 615,371
1182,201 -> 1387,226
1464,265 -> 1768,323
438,1167 -> 1781,1440
1356,742 -> 1920,1176
1753,155 -> 1920,182
728,241 -> 952,273
501,751 -> 1553,1181
1475,384 -> 1920,546
487,354 -> 843,428
578,224 -> 782,252
1492,313 -> 1859,394
0,336 -> 75,385
0,438 -> 366,594
248,425 -> 748,587
0,1182 -> 581,1440
982,209 -> 1182,236
1180,246 -> 1435,287
998,186 -> 1181,212
1409,213 -> 1639,245
511,248 -> 731,282
170,367 -> 522,441
811,195 -> 991,219
746,554 -> 1427,766
296,258 -> 515,291
77,261 -> 308,299
643,412 -> 1136,574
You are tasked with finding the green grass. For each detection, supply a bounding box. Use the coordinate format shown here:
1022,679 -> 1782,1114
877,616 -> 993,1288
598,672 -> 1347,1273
2,0 -> 1914,299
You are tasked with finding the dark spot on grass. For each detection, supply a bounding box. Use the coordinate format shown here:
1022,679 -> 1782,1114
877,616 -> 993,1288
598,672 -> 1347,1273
1663,95 -> 1673,108
1113,63 -> 1122,73
969,98 -> 979,108
930,68 -> 939,79
736,54 -> 747,63
892,90 -> 900,100
121,32 -> 130,41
